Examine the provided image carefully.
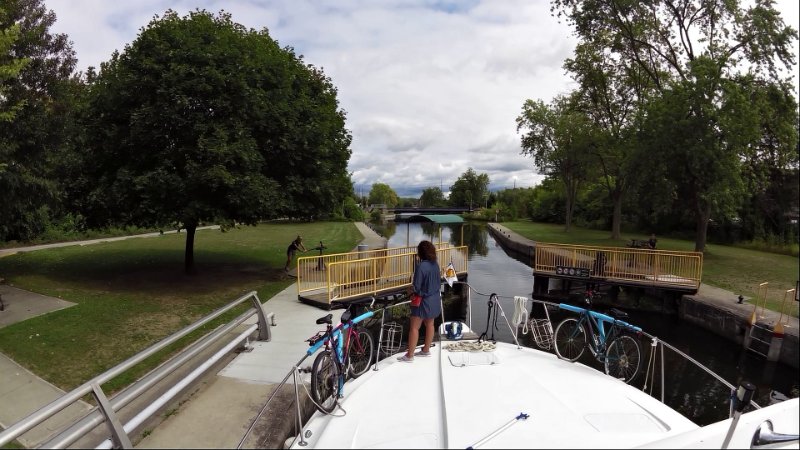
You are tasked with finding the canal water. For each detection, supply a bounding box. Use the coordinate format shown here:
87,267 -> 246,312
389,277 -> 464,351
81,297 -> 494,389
370,220 -> 799,426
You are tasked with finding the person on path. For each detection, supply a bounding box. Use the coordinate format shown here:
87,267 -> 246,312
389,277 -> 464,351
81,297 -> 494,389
398,240 -> 442,362
285,235 -> 307,272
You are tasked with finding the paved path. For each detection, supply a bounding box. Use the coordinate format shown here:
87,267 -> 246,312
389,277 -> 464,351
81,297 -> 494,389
0,222 -> 387,448
0,286 -> 90,447
0,226 -> 220,259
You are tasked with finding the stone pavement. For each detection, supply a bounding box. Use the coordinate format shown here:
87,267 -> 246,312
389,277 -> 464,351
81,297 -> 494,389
0,285 -> 76,329
0,222 -> 387,448
0,287 -> 89,447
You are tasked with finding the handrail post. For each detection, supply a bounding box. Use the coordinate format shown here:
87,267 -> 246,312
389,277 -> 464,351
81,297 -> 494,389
91,383 -> 132,449
249,293 -> 271,341
660,341 -> 665,403
374,308 -> 385,371
293,367 -> 308,447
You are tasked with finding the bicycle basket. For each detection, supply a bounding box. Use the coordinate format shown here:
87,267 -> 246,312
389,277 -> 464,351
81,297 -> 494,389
380,321 -> 403,356
530,318 -> 554,350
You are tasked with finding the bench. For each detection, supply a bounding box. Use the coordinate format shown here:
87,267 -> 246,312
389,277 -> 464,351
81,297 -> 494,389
628,239 -> 654,249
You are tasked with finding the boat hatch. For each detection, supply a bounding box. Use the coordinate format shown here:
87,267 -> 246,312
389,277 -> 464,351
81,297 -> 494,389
447,352 -> 500,367
584,413 -> 667,433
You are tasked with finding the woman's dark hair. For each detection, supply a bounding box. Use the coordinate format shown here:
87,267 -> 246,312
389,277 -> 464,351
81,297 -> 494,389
417,240 -> 437,262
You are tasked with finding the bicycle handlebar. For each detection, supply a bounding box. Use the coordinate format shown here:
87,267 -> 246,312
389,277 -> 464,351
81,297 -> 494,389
306,306 -> 377,356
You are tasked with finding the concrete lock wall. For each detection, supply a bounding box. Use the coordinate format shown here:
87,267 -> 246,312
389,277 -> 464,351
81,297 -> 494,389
678,296 -> 799,369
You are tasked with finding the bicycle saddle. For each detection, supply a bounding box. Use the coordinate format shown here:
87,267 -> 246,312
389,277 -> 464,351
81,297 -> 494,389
606,308 -> 629,320
316,314 -> 333,325
340,310 -> 352,323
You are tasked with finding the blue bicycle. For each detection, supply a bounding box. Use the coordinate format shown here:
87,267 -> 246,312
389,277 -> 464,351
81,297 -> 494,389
306,302 -> 376,413
553,289 -> 643,383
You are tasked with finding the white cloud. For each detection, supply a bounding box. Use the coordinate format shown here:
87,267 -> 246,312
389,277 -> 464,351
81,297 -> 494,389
46,0 -> 797,198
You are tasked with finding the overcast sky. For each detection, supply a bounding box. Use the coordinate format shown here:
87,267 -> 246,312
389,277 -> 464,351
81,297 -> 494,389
46,0 -> 799,198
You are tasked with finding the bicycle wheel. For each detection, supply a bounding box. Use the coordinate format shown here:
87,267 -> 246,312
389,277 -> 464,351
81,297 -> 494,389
554,318 -> 587,362
310,350 -> 339,413
604,335 -> 641,383
347,329 -> 374,379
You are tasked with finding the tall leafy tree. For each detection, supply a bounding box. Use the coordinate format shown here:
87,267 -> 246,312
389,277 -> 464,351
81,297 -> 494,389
448,168 -> 489,210
80,10 -> 352,273
367,182 -> 399,208
0,0 -> 76,241
517,96 -> 595,231
0,13 -> 27,125
551,0 -> 797,251
419,186 -> 446,207
564,42 -> 651,239
736,79 -> 799,242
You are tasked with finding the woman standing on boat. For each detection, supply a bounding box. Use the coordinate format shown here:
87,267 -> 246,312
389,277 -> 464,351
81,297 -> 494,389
398,240 -> 441,362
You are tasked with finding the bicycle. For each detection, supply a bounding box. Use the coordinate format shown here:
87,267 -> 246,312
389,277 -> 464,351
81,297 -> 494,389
552,289 -> 643,383
306,300 -> 376,413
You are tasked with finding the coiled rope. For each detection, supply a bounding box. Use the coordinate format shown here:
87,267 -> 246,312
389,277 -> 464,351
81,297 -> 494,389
444,341 -> 497,352
512,296 -> 530,335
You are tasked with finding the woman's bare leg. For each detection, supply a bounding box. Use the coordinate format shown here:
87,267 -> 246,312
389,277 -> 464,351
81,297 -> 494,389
407,316 -> 422,357
422,318 -> 435,353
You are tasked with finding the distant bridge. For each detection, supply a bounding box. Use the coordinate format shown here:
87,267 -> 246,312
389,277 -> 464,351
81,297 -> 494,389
392,207 -> 470,215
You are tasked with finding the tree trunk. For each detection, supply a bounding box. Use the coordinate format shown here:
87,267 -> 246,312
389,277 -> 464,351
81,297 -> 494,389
564,192 -> 573,232
184,221 -> 198,275
610,191 -> 622,240
694,203 -> 710,252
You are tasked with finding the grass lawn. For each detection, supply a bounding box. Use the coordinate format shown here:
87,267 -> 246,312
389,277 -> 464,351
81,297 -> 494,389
503,221 -> 799,317
0,222 -> 362,392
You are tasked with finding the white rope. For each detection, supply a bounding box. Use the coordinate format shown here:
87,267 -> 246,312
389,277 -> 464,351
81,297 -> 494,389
444,341 -> 497,352
512,296 -> 530,335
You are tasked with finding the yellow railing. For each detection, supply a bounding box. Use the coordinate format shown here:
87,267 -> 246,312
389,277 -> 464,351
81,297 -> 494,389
534,242 -> 703,290
298,245 -> 468,305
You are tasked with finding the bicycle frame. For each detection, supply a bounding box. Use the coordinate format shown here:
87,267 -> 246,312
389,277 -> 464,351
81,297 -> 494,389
306,309 -> 375,396
558,303 -> 641,354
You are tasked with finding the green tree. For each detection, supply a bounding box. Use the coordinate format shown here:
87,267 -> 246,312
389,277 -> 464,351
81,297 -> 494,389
738,80 -> 799,243
564,41 -> 651,240
79,10 -> 352,273
551,0 -> 797,250
367,183 -> 399,208
0,15 -> 27,124
342,196 -> 364,221
419,186 -> 446,207
0,0 -> 77,241
517,96 -> 595,231
448,168 -> 489,210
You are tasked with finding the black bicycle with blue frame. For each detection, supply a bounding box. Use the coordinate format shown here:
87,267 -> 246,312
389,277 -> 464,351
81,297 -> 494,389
553,289 -> 643,383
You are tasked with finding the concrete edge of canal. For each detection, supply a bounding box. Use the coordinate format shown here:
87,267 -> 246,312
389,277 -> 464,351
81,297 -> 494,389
486,222 -> 799,370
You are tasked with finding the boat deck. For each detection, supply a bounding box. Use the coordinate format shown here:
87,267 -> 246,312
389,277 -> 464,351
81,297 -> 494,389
295,341 -> 699,448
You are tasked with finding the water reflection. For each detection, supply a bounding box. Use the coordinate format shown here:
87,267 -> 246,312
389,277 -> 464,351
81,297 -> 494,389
369,219 -> 799,425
